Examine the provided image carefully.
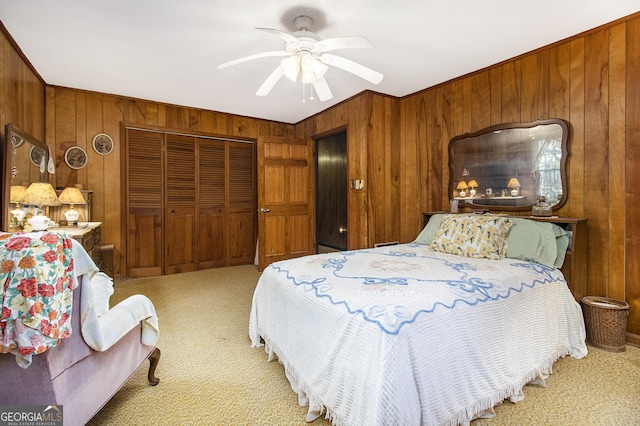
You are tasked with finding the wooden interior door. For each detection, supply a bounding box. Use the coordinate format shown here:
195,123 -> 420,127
257,136 -> 314,270
125,129 -> 163,277
164,134 -> 197,274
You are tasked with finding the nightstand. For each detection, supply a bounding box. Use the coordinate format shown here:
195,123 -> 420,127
56,222 -> 102,267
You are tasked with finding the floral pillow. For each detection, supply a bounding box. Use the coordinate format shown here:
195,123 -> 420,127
429,214 -> 514,260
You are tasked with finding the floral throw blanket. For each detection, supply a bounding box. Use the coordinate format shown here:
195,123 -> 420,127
0,232 -> 75,368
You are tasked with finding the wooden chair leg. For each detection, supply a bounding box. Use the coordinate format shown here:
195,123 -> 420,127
147,347 -> 160,386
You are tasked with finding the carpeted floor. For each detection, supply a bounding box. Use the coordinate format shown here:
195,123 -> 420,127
88,265 -> 640,425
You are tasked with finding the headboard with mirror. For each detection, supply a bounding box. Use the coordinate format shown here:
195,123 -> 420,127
1,123 -> 49,231
448,118 -> 569,212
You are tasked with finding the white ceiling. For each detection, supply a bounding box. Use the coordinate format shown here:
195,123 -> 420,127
1,1 -> 638,124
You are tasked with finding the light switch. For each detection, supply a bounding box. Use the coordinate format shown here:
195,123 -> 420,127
350,179 -> 364,190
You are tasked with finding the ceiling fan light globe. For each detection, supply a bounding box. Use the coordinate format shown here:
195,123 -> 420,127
281,56 -> 300,81
301,69 -> 316,84
300,54 -> 328,83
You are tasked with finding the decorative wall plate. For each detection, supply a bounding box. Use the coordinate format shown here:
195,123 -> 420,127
65,146 -> 88,170
29,146 -> 46,167
92,133 -> 114,155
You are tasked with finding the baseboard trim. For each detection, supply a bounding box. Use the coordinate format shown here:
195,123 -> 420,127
626,331 -> 640,348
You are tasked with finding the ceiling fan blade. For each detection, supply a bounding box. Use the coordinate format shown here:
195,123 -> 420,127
311,77 -> 333,101
217,51 -> 288,69
314,36 -> 373,52
256,27 -> 300,44
320,53 -> 383,85
256,66 -> 284,96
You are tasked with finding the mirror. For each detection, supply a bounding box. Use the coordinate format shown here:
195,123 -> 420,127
449,118 -> 569,212
1,123 -> 49,231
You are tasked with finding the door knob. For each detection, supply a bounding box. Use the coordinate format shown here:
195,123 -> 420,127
339,226 -> 347,233
260,208 -> 270,213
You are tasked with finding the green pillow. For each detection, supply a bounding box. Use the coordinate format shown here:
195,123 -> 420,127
414,214 -> 447,245
505,218 -> 566,267
552,224 -> 570,268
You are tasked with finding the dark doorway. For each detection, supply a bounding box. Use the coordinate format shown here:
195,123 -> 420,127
315,132 -> 347,252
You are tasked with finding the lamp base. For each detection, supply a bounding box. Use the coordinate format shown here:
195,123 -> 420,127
64,209 -> 80,227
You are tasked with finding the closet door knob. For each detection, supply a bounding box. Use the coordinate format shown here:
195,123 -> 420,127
260,208 -> 270,213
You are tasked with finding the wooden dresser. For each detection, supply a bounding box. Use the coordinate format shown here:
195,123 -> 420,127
56,222 -> 102,268
422,213 -> 588,301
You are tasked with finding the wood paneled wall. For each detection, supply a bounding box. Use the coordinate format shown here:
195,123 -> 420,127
397,13 -> 640,342
296,92 -> 402,249
0,25 -> 45,158
45,88 -> 295,275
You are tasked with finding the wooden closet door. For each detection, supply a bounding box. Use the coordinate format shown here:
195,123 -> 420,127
165,134 -> 197,274
198,139 -> 226,268
125,129 -> 163,277
228,141 -> 256,265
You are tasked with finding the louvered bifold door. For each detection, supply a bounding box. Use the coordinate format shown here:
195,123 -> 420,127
198,139 -> 226,268
228,141 -> 256,265
125,129 -> 163,277
165,134 -> 197,274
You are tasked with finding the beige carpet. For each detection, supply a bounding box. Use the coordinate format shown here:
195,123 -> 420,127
88,265 -> 640,425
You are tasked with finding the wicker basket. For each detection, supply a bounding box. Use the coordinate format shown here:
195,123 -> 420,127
581,296 -> 629,352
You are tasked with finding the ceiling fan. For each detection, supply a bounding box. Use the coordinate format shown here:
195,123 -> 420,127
217,15 -> 383,101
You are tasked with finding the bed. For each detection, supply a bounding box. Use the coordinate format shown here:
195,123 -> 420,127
249,214 -> 587,425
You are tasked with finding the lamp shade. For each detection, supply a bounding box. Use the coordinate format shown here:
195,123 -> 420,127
507,178 -> 521,188
9,185 -> 27,204
21,183 -> 60,207
467,180 -> 478,188
58,187 -> 87,206
456,181 -> 468,190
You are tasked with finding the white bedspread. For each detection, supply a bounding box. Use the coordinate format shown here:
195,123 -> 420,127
249,243 -> 587,426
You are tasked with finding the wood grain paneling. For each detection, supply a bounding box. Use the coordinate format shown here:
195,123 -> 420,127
625,17 -> 640,341
608,23 -> 627,303
0,26 -> 45,144
390,12 -> 640,342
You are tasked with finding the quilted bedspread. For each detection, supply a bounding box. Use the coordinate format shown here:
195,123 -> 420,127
249,243 -> 587,426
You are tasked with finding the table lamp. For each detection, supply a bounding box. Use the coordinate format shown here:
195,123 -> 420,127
467,180 -> 478,196
58,187 -> 87,226
21,182 -> 60,231
507,178 -> 521,196
9,185 -> 27,228
456,181 -> 468,197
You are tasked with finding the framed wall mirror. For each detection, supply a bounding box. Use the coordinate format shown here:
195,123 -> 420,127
1,123 -> 49,231
449,118 -> 569,212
